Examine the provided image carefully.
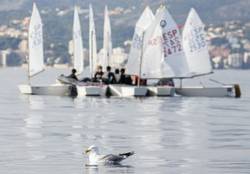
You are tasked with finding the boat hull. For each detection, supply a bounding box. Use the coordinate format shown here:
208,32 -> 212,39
109,85 -> 148,97
175,85 -> 239,98
147,86 -> 175,96
18,84 -> 71,96
76,85 -> 107,97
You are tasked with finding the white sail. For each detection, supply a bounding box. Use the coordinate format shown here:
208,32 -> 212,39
100,5 -> 112,68
141,6 -> 189,78
183,8 -> 213,77
126,6 -> 155,76
73,6 -> 84,75
89,4 -> 98,77
28,3 -> 44,77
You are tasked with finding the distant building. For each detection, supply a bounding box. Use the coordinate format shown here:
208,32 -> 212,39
228,53 -> 243,68
243,52 -> 250,68
98,47 -> 128,69
0,50 -> 10,67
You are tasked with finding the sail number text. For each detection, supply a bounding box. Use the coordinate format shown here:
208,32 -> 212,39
187,26 -> 206,52
148,29 -> 182,58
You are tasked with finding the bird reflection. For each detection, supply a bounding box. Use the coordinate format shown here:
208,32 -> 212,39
84,164 -> 134,174
84,165 -> 99,174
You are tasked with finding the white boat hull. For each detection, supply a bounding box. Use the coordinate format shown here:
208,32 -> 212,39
76,85 -> 107,97
175,85 -> 241,98
147,86 -> 175,96
109,85 -> 148,97
18,84 -> 71,96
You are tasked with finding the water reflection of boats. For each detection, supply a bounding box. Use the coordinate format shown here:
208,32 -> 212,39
23,95 -> 46,160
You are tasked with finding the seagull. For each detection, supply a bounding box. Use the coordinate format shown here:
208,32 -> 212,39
85,145 -> 135,165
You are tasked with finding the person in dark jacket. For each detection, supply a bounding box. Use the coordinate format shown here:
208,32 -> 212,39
119,68 -> 126,84
94,66 -> 104,82
119,68 -> 132,85
114,69 -> 120,83
67,68 -> 78,81
104,66 -> 116,84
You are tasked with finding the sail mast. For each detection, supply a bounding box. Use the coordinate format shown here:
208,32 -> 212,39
90,30 -> 94,78
138,31 -> 145,87
27,55 -> 30,85
73,6 -> 84,75
89,4 -> 93,78
107,31 -> 109,66
89,4 -> 98,78
102,5 -> 112,68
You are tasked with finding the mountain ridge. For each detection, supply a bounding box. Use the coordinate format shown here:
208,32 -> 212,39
1,0 -> 250,23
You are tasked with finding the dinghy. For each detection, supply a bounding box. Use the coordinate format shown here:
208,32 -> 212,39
72,6 -> 107,97
110,7 -> 156,97
109,7 -> 153,97
175,85 -> 241,98
99,6 -> 147,97
175,8 -> 241,98
126,6 -> 191,97
18,3 -> 70,96
140,6 -> 192,96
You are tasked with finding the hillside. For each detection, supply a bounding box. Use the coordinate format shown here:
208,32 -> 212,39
1,0 -> 250,22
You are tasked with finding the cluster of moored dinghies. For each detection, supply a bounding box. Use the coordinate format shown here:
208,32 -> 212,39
18,3 -> 241,98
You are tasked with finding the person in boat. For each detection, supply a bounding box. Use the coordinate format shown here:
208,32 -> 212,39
94,65 -> 104,82
131,75 -> 147,86
103,66 -> 116,84
119,68 -> 126,84
67,68 -> 78,81
114,69 -> 120,83
119,68 -> 132,85
157,78 -> 175,87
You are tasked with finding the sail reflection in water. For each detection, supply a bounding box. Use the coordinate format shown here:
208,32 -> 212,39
23,96 -> 45,160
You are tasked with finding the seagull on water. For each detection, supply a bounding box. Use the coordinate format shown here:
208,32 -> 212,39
85,145 -> 135,165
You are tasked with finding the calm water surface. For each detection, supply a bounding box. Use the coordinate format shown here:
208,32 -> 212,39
0,68 -> 250,174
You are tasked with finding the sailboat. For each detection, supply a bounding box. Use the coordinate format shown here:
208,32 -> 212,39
109,6 -> 155,97
19,3 -> 70,96
175,8 -> 241,97
72,6 -> 107,97
141,6 -> 187,96
124,6 -> 188,97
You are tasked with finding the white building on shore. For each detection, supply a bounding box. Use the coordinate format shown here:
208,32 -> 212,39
0,50 -> 11,67
228,53 -> 243,68
98,47 -> 128,69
